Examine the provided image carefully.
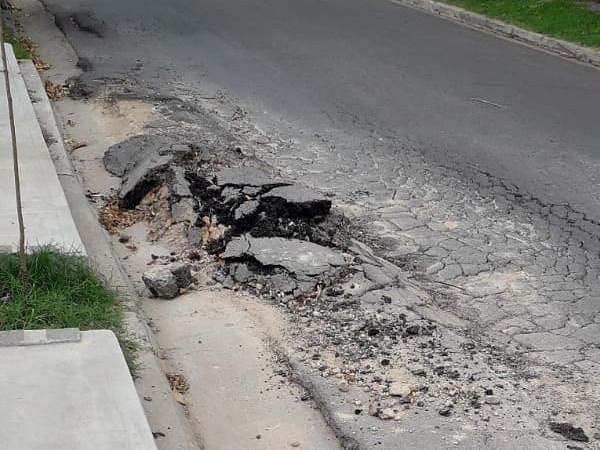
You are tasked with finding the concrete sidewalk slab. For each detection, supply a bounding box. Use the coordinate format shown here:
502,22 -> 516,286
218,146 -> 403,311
0,329 -> 157,450
0,44 -> 84,254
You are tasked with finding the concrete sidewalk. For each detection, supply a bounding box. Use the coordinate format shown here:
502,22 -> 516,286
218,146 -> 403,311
0,43 -> 84,254
0,329 -> 157,450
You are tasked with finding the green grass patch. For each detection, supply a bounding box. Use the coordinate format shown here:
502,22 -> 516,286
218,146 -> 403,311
443,0 -> 600,48
2,24 -> 31,59
0,249 -> 139,373
0,249 -> 121,331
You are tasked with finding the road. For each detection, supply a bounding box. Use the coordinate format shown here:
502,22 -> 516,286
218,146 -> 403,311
34,0 -> 600,447
43,0 -> 600,220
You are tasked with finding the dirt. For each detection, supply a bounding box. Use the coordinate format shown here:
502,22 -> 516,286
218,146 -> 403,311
112,219 -> 341,449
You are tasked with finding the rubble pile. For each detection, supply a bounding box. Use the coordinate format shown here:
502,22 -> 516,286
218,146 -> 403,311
185,167 -> 352,298
105,137 -> 351,299
103,133 -> 583,439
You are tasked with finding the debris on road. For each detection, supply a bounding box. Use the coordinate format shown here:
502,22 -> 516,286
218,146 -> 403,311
96,99 -> 600,448
548,422 -> 589,442
142,262 -> 193,299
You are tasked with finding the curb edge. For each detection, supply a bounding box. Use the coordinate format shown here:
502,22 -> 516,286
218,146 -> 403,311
390,0 -> 600,69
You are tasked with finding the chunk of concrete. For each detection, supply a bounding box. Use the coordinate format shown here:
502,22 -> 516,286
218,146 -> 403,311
142,266 -> 179,299
261,184 -> 331,216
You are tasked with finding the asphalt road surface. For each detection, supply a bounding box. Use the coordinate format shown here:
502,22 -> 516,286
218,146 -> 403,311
43,0 -> 600,221
35,0 -> 600,446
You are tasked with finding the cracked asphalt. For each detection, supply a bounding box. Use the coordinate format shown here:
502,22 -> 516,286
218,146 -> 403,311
262,129 -> 600,371
26,0 -> 600,445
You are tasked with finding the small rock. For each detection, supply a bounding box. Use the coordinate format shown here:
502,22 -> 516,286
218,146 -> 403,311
326,286 -> 344,296
548,422 -> 589,442
378,407 -> 396,420
142,267 -> 179,299
389,382 -> 411,398
118,233 -> 131,243
408,365 -> 426,377
290,441 -> 301,448
484,396 -> 501,405
231,263 -> 253,283
222,276 -> 235,289
368,402 -> 379,416
439,406 -> 452,416
338,382 -> 350,393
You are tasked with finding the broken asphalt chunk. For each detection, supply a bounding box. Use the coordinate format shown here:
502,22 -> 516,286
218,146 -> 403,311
104,134 -> 173,177
261,184 -> 331,217
118,152 -> 174,208
222,235 -> 346,277
548,422 -> 589,442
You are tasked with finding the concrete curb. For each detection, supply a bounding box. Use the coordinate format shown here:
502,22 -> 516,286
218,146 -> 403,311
0,328 -> 81,346
19,60 -> 199,450
390,0 -> 600,68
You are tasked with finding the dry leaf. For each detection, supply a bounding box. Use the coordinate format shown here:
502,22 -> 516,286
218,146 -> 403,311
99,197 -> 143,234
172,390 -> 186,406
34,61 -> 50,70
44,79 -> 68,100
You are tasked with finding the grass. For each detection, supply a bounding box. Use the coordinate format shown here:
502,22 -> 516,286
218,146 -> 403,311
443,0 -> 600,48
0,249 -> 139,372
0,249 -> 121,330
2,24 -> 31,59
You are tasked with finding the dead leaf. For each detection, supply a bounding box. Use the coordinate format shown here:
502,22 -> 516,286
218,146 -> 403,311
99,197 -> 143,234
172,390 -> 186,406
34,61 -> 50,70
44,79 -> 68,100
166,373 -> 190,393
